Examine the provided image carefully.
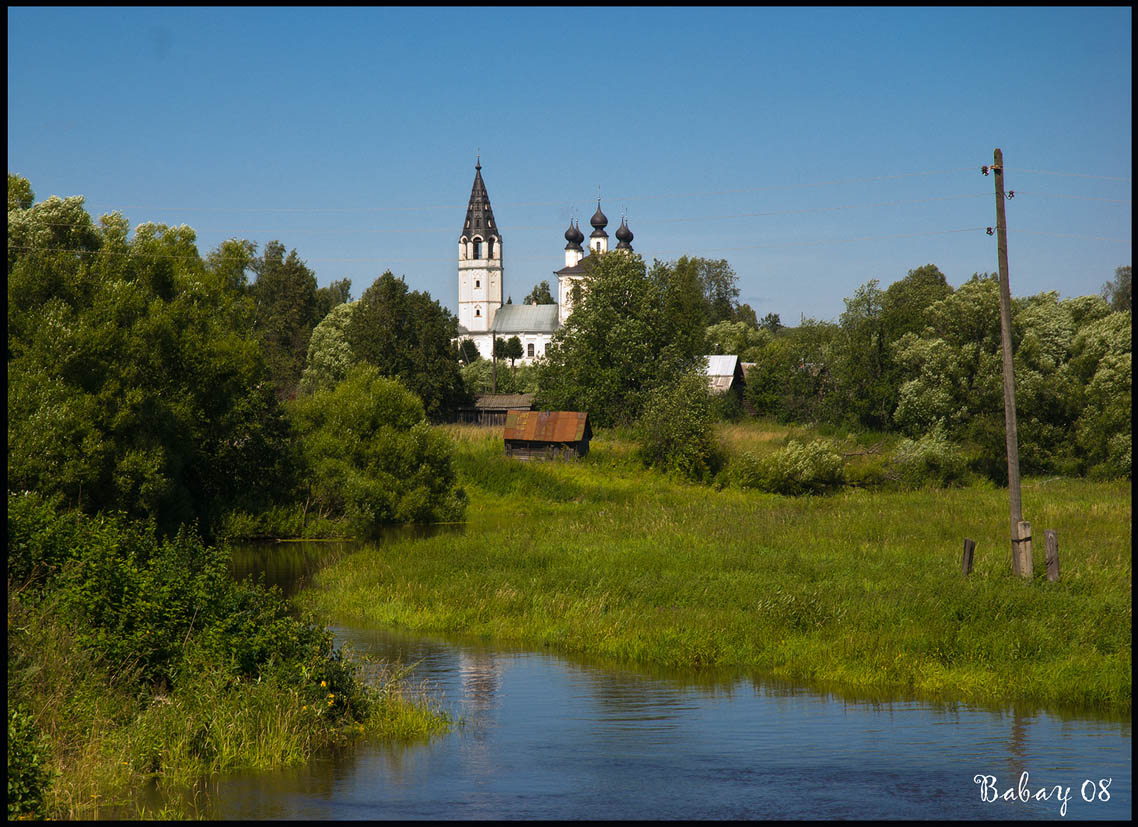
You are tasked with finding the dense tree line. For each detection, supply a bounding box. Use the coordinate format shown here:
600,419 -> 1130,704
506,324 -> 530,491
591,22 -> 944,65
733,266 -> 1132,480
8,174 -> 467,539
7,173 -> 466,818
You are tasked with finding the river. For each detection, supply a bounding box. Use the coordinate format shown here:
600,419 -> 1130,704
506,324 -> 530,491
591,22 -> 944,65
191,540 -> 1132,820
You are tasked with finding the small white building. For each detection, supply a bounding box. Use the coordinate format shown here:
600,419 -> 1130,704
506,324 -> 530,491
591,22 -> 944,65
704,354 -> 745,397
455,161 -> 634,364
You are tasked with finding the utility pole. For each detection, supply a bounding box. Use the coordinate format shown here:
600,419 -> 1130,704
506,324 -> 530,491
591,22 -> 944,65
990,148 -> 1032,578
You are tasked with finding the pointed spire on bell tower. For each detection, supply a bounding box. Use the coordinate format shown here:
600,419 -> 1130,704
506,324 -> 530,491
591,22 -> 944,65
463,156 -> 499,243
458,157 -> 503,336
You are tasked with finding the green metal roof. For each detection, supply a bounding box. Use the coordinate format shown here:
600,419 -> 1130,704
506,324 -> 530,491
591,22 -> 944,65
490,304 -> 560,334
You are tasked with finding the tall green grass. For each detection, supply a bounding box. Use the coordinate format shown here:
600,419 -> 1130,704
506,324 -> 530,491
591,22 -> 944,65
7,593 -> 451,820
302,423 -> 1131,715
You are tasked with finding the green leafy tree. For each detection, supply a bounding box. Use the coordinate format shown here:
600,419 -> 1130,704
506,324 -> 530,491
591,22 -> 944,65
8,172 -> 35,211
504,335 -> 523,380
346,271 -> 466,422
705,319 -> 770,360
693,257 -> 741,324
1071,311 -> 1132,477
537,252 -> 698,427
523,280 -> 555,305
650,256 -> 709,370
8,181 -> 295,536
315,278 -> 352,321
287,366 -> 467,534
250,241 -> 320,399
491,335 -> 507,393
458,338 -> 481,364
881,264 -> 953,342
759,312 -> 783,333
1101,265 -> 1131,312
635,370 -> 724,481
461,359 -> 537,395
827,280 -> 892,428
743,319 -> 838,422
298,300 -> 357,395
205,237 -> 257,294
733,302 -> 759,327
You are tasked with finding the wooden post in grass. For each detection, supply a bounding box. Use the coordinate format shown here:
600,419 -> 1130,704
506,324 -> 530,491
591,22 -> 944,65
962,538 -> 976,575
1044,530 -> 1060,582
1015,520 -> 1033,578
991,148 -> 1032,579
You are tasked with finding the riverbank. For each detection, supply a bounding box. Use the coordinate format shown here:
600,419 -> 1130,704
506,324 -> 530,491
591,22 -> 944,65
6,495 -> 452,820
300,424 -> 1131,715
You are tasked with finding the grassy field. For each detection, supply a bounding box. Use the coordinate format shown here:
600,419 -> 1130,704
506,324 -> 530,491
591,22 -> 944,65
300,421 -> 1131,716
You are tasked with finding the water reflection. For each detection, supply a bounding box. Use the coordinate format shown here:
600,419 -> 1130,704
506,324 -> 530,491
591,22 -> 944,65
193,540 -> 1132,820
187,623 -> 1130,820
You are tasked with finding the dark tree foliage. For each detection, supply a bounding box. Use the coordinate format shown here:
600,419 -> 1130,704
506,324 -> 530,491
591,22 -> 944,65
759,312 -> 783,333
8,178 -> 296,537
650,257 -> 709,370
523,280 -> 555,305
287,366 -> 467,534
881,264 -> 953,342
205,238 -> 257,294
8,172 -> 34,211
694,257 -> 741,324
1102,265 -> 1131,312
250,241 -> 320,400
733,302 -> 759,327
315,278 -> 352,321
536,252 -> 705,427
504,335 -> 523,379
458,338 -> 481,364
346,271 -> 467,422
743,319 -> 838,422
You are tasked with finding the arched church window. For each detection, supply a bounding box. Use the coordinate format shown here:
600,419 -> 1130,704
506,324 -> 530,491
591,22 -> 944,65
475,280 -> 480,289
487,238 -> 495,258
527,343 -> 534,358
475,308 -> 481,317
473,238 -> 482,259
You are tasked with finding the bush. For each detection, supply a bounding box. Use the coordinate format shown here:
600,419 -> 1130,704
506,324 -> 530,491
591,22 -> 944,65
634,372 -> 725,482
759,439 -> 846,495
8,492 -> 373,719
7,707 -> 54,820
723,440 -> 845,495
288,366 -> 467,536
893,426 -> 972,488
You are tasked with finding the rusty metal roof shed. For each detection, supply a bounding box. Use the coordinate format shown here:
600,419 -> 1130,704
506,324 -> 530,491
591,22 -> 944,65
503,410 -> 591,443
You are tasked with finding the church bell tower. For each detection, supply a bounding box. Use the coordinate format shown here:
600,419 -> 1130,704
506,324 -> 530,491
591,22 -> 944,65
458,158 -> 503,334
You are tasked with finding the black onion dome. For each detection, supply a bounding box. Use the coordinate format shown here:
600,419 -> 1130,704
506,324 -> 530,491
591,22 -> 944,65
564,219 -> 583,249
590,202 -> 608,229
572,220 -> 585,244
615,217 -> 633,243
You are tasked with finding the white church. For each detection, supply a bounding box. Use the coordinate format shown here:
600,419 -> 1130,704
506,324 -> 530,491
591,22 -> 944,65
455,160 -> 635,364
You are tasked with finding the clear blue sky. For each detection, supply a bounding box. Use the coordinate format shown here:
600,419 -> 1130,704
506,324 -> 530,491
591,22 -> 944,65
8,7 -> 1132,323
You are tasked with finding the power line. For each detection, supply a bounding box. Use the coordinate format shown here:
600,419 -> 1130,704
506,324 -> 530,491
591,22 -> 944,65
26,189 -> 1123,237
653,193 -> 991,224
1008,191 -> 1131,204
81,166 -> 984,215
13,225 -> 1128,267
1008,168 -> 1131,183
